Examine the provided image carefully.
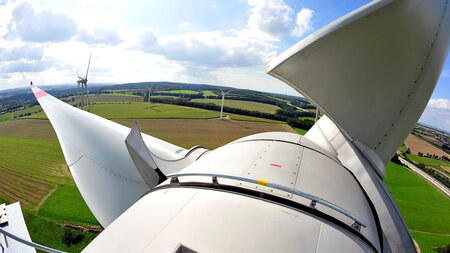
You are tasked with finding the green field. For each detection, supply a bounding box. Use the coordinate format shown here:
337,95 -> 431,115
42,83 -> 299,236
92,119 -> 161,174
385,162 -> 450,252
191,98 -> 280,114
24,212 -> 97,253
294,128 -> 308,135
202,90 -> 216,97
169,90 -> 199,94
0,112 -> 13,122
39,185 -> 98,225
299,116 -> 315,121
104,93 -> 141,97
407,155 -> 450,167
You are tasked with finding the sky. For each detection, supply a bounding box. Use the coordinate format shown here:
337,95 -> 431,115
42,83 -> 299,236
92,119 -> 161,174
0,0 -> 449,132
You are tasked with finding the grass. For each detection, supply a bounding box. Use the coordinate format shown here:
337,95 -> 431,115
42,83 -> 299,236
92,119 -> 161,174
406,154 -> 450,175
299,116 -> 315,121
406,154 -> 450,167
191,98 -> 280,114
293,128 -> 308,135
24,211 -> 97,253
169,90 -> 199,95
385,162 -> 450,252
104,93 -> 141,97
0,112 -> 13,122
39,185 -> 99,225
90,102 -> 218,119
202,90 -> 216,97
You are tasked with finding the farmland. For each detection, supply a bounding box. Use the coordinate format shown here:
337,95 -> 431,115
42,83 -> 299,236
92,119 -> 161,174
115,118 -> 295,149
191,98 -> 280,114
385,162 -> 450,252
406,154 -> 450,175
169,89 -> 199,94
404,134 -> 449,157
202,90 -> 216,97
0,83 -> 448,252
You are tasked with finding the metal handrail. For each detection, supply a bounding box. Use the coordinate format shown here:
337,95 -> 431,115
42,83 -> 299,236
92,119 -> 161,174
0,226 -> 66,253
166,173 -> 368,229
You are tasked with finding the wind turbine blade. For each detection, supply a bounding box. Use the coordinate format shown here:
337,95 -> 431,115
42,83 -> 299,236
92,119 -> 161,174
29,83 -> 187,227
225,90 -> 231,94
219,88 -> 223,94
76,71 -> 80,79
85,53 -> 91,79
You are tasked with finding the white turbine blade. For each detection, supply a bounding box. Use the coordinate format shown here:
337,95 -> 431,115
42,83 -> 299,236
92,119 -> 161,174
266,0 -> 450,177
125,123 -> 161,188
30,83 -> 186,227
85,53 -> 91,79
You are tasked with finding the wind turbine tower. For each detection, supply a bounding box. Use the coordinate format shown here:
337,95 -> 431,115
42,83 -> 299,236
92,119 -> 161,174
148,88 -> 151,109
76,54 -> 92,110
219,89 -> 231,119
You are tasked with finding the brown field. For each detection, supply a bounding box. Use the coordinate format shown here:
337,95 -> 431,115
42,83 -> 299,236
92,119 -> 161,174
0,119 -> 58,142
115,118 -> 296,149
404,134 -> 449,157
0,166 -> 55,210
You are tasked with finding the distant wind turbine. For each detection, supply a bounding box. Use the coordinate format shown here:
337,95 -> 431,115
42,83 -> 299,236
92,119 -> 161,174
219,89 -> 231,120
76,53 -> 91,110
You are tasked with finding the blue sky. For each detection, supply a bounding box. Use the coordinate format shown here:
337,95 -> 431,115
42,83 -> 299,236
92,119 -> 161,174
0,0 -> 449,131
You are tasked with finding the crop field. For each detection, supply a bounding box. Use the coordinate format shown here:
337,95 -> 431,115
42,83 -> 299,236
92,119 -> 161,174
0,119 -> 58,141
191,98 -> 280,114
202,90 -> 216,97
385,162 -> 450,252
39,185 -> 98,225
115,118 -> 295,149
0,166 -> 54,210
169,89 -> 199,94
89,94 -> 144,102
0,112 -> 12,122
407,154 -> 450,175
404,134 -> 448,157
105,93 -> 141,97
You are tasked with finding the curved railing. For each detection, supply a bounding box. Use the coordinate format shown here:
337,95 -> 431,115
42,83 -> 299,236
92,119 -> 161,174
166,172 -> 368,230
0,226 -> 66,253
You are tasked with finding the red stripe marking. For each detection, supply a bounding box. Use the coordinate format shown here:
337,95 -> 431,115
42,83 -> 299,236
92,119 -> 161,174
30,81 -> 35,88
34,90 -> 48,99
270,163 -> 281,167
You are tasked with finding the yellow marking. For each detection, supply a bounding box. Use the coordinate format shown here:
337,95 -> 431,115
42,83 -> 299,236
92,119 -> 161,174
257,180 -> 268,186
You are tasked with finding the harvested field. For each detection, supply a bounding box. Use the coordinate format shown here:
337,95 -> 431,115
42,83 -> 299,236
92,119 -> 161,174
0,166 -> 54,210
114,118 -> 296,149
404,134 -> 448,157
0,119 -> 58,142
0,137 -> 72,184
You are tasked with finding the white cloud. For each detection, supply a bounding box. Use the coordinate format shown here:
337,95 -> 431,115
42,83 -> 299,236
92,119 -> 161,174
428,98 -> 450,110
11,2 -> 77,42
77,27 -> 122,46
178,21 -> 191,27
292,8 -> 314,37
136,30 -> 276,68
247,0 -> 293,40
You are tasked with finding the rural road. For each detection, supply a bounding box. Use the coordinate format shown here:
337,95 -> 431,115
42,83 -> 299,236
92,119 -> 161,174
398,156 -> 450,198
